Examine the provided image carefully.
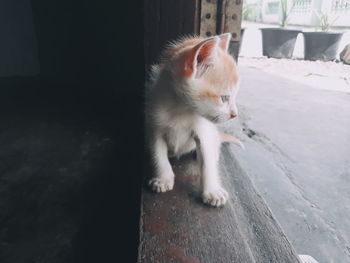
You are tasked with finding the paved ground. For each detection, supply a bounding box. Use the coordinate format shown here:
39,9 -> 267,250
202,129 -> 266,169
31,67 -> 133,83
220,66 -> 350,263
239,57 -> 350,93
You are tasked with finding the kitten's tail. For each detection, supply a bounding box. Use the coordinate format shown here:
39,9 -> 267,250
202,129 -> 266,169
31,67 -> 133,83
220,132 -> 245,149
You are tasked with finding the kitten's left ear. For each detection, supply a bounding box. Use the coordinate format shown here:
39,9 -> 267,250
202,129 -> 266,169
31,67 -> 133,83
183,37 -> 219,78
218,33 -> 231,53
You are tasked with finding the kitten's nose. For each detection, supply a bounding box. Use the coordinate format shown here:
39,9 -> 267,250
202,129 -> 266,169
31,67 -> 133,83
230,113 -> 237,119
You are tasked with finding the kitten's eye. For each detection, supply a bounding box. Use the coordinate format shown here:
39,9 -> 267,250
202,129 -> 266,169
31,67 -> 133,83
221,95 -> 230,103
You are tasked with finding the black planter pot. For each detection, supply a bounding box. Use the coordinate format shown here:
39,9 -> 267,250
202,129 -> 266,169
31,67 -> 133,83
260,28 -> 301,59
302,32 -> 343,61
239,28 -> 245,54
229,28 -> 246,61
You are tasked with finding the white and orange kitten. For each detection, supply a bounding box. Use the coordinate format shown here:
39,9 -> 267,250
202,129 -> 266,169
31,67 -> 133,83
145,33 -> 242,207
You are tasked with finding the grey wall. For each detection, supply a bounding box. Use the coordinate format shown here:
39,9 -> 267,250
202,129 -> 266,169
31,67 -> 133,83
0,0 -> 40,77
0,0 -> 144,100
0,1 -> 144,261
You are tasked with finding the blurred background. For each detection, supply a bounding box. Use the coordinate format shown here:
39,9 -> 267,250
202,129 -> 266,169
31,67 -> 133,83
238,0 -> 350,91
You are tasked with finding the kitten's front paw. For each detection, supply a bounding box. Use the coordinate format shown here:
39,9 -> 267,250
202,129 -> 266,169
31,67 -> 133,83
202,187 -> 229,207
148,177 -> 174,193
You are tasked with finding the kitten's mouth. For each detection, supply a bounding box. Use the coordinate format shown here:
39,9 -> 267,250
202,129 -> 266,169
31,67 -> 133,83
210,115 -> 226,123
209,115 -> 233,123
211,116 -> 219,122
209,115 -> 219,123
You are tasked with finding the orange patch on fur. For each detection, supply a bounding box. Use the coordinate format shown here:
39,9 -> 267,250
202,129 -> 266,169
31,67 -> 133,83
195,48 -> 239,95
197,91 -> 219,100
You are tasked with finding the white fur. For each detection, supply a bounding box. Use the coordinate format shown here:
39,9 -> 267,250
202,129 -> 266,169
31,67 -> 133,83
145,36 -> 238,207
146,71 -> 228,206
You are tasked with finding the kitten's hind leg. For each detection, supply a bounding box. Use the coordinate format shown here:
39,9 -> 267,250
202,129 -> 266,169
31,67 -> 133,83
148,135 -> 174,193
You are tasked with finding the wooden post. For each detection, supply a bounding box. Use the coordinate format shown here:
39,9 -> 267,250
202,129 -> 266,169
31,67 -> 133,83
200,0 -> 243,61
144,0 -> 200,68
224,0 -> 243,61
200,0 -> 218,37
144,0 -> 243,68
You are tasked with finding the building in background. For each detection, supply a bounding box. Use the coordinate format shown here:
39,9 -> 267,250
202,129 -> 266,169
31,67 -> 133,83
244,0 -> 350,28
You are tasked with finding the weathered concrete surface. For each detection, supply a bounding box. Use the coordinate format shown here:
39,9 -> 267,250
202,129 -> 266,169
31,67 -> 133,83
221,66 -> 350,263
140,151 -> 301,263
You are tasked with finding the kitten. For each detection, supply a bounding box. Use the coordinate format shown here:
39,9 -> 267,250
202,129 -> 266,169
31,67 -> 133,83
145,33 -> 242,207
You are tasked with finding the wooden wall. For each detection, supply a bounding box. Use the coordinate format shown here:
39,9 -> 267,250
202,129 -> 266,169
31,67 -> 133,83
144,0 -> 200,67
144,0 -> 243,67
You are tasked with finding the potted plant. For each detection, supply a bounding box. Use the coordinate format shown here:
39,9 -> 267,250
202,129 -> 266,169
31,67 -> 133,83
302,11 -> 343,61
260,0 -> 301,59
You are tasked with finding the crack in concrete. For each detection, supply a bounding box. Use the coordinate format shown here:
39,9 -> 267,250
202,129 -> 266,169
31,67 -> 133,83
239,118 -> 350,260
241,124 -> 292,162
238,111 -> 313,207
240,118 -> 323,211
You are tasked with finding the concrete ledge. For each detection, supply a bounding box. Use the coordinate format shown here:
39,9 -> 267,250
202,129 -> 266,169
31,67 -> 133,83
139,145 -> 301,262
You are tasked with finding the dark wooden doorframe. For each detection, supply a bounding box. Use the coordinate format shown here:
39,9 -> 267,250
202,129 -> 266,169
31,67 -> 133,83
200,0 -> 243,60
144,0 -> 243,67
144,0 -> 200,68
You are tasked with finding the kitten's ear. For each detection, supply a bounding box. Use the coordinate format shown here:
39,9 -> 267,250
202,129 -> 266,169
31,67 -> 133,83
218,33 -> 231,53
183,37 -> 219,78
